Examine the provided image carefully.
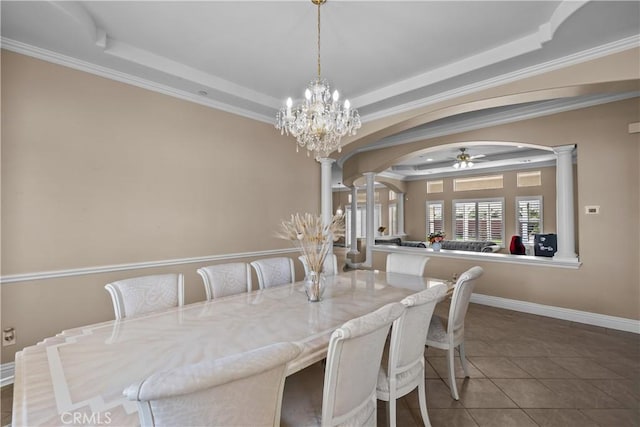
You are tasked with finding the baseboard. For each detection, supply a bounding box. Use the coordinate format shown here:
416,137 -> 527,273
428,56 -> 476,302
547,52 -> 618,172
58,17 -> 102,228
1,362 -> 15,387
471,293 -> 640,334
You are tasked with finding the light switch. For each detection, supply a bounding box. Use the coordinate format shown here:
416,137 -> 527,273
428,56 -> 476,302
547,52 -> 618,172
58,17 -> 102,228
585,205 -> 600,215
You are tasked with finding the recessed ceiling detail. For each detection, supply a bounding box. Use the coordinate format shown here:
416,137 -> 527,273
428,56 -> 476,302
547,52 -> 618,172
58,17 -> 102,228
2,1 -> 638,125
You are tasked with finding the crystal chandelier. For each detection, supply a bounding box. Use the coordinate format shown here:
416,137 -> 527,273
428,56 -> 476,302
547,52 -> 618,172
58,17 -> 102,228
275,0 -> 361,161
453,148 -> 474,169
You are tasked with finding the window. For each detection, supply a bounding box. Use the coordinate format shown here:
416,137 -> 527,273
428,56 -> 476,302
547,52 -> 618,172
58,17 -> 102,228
427,180 -> 443,194
388,203 -> 398,235
426,201 -> 444,235
516,196 -> 543,244
517,170 -> 542,187
454,174 -> 503,191
453,198 -> 504,244
353,191 -> 379,203
345,204 -> 381,245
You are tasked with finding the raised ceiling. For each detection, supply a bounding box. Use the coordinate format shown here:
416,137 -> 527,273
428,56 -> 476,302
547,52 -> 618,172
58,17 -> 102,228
2,1 -> 639,178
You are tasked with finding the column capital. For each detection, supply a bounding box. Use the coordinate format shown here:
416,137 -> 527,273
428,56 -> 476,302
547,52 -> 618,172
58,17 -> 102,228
318,157 -> 336,166
553,144 -> 576,155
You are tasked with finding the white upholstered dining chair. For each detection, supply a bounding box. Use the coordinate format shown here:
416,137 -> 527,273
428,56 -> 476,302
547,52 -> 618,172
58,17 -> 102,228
124,342 -> 301,427
377,285 -> 447,427
298,254 -> 339,276
104,273 -> 184,320
197,262 -> 252,300
251,257 -> 295,289
281,302 -> 406,427
425,266 -> 484,400
385,253 -> 430,276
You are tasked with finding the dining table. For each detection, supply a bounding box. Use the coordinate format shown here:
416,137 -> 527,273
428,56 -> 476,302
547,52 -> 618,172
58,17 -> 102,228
11,269 -> 450,426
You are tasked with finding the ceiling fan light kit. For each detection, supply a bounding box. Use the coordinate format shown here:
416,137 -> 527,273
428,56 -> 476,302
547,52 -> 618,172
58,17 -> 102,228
453,148 -> 474,169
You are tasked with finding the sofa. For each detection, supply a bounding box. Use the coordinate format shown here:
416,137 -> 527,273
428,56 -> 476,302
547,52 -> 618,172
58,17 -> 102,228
375,237 -> 499,252
440,240 -> 500,253
374,237 -> 426,248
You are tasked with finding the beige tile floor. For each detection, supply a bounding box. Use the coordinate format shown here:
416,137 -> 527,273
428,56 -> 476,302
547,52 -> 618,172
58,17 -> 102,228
2,303 -> 639,426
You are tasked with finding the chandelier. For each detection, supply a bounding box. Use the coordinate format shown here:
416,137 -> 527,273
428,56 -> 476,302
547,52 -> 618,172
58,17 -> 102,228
453,148 -> 474,169
275,0 -> 361,161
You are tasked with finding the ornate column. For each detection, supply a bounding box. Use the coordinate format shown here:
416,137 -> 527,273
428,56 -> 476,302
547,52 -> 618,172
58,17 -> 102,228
397,192 -> 406,236
319,158 -> 335,226
348,185 -> 359,255
364,172 -> 376,267
320,158 -> 335,254
553,145 -> 578,261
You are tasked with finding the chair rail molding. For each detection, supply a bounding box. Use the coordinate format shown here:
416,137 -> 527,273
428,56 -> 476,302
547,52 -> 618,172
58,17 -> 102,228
1,362 -> 15,387
0,248 -> 298,285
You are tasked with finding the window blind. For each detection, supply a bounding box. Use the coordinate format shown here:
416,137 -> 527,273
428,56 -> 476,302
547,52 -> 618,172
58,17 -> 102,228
517,197 -> 542,244
454,199 -> 504,244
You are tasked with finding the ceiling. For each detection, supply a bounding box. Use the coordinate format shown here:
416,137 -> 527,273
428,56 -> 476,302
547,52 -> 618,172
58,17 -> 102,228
2,1 -> 639,180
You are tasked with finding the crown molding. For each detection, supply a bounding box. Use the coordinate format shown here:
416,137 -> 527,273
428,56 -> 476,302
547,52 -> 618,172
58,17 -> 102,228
359,35 -> 640,123
353,0 -> 590,110
0,38 -> 274,124
361,92 -> 639,153
337,90 -> 639,169
103,37 -> 280,109
2,31 -> 638,132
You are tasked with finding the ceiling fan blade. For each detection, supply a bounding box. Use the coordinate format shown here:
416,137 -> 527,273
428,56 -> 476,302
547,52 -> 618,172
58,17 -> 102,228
470,154 -> 486,159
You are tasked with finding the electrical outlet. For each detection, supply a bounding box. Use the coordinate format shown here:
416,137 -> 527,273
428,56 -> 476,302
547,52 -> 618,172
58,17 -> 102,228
3,328 -> 16,346
585,205 -> 600,215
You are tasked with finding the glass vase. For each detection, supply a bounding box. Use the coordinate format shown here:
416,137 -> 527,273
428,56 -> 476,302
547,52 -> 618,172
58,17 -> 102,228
431,242 -> 442,251
304,270 -> 326,302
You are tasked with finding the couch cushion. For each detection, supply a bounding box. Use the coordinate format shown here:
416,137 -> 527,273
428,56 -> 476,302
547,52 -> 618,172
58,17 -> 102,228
440,240 -> 497,252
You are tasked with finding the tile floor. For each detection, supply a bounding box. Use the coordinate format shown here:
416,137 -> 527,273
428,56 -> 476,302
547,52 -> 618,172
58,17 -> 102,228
2,303 -> 639,426
1,383 -> 11,427
380,303 -> 640,427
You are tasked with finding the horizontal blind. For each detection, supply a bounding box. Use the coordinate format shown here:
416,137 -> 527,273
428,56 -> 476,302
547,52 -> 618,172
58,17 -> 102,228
427,202 -> 444,234
454,201 -> 476,241
478,201 -> 503,242
454,199 -> 504,244
517,198 -> 542,243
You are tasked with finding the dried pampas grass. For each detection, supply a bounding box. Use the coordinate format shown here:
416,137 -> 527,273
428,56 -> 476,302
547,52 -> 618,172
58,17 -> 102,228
277,213 -> 345,274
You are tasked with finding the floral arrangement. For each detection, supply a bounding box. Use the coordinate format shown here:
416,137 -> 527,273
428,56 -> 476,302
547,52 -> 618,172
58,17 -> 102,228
277,213 -> 345,274
427,231 -> 446,244
378,226 -> 387,234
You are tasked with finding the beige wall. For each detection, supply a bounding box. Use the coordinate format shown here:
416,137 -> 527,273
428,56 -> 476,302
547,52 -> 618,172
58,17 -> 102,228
1,51 -> 321,362
404,166 -> 558,252
336,48 -> 639,169
1,49 -> 638,364
360,99 -> 640,321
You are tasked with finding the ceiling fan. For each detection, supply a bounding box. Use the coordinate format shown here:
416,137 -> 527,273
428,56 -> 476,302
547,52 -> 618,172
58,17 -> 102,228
452,148 -> 485,169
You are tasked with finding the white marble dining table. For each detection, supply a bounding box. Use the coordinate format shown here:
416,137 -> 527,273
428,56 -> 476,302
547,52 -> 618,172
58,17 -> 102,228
12,270 -> 449,426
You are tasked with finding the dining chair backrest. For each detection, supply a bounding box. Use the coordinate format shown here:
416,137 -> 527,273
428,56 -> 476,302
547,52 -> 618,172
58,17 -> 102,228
104,273 -> 184,320
448,266 -> 484,338
197,262 -> 252,300
378,284 -> 447,426
392,285 -> 447,371
124,342 -> 301,427
250,257 -> 295,289
385,253 -> 429,276
298,254 -> 339,276
322,302 -> 405,427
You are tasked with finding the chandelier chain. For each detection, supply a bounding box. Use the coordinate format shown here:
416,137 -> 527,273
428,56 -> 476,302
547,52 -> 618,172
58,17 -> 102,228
317,0 -> 321,78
